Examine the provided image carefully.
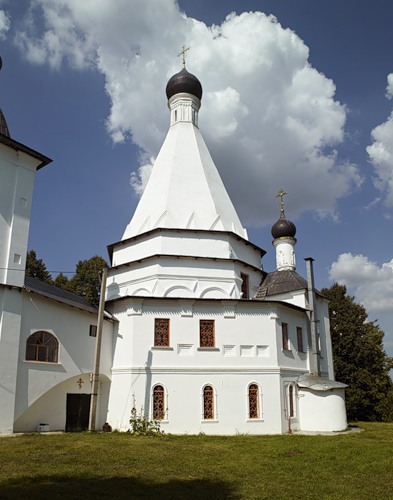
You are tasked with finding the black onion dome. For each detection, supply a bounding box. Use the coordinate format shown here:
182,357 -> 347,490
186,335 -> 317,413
271,215 -> 296,239
166,68 -> 203,101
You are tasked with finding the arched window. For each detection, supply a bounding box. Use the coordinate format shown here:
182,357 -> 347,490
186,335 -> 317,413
289,384 -> 295,418
203,385 -> 214,420
152,385 -> 165,420
248,384 -> 260,419
26,331 -> 58,363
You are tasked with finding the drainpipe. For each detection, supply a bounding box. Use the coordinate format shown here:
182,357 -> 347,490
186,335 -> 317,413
88,267 -> 108,431
305,258 -> 320,376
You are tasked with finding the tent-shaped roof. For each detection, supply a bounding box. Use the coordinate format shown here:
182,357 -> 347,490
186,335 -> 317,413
254,270 -> 308,299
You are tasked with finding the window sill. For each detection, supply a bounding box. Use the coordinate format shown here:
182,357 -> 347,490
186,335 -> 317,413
246,419 -> 264,423
151,347 -> 174,351
201,419 -> 219,423
24,360 -> 61,365
197,347 -> 220,352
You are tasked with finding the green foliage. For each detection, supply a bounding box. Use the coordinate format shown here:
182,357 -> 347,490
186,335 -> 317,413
66,255 -> 107,306
25,252 -> 107,306
129,401 -> 164,436
53,272 -> 69,289
25,250 -> 53,283
322,283 -> 393,421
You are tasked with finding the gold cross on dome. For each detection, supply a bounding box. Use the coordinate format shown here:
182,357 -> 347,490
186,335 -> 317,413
178,45 -> 190,69
276,189 -> 288,213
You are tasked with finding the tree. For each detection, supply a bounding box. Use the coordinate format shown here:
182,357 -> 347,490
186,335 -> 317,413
67,255 -> 107,306
25,250 -> 53,284
322,283 -> 393,421
53,272 -> 69,289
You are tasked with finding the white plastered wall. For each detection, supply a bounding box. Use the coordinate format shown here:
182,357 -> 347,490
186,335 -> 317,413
13,292 -> 114,432
0,287 -> 23,433
109,231 -> 264,301
298,388 -> 347,432
0,145 -> 41,288
106,298 -> 310,434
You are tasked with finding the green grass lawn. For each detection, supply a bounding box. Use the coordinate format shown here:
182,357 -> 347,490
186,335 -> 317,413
0,423 -> 392,499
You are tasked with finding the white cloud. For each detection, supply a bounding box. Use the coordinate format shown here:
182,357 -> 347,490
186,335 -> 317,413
0,8 -> 10,40
367,73 -> 393,208
386,73 -> 393,99
15,1 -> 361,224
14,1 -> 96,69
130,157 -> 154,196
329,252 -> 393,313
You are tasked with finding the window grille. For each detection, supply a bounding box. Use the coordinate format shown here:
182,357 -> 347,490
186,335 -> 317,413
282,323 -> 289,350
154,319 -> 170,347
200,320 -> 215,348
153,385 -> 165,420
203,386 -> 214,419
26,331 -> 58,363
248,384 -> 259,419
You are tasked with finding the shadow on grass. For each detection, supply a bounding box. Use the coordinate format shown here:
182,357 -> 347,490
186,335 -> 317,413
0,476 -> 240,500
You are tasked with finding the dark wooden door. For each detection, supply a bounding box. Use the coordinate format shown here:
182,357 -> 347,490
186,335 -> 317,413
66,394 -> 91,432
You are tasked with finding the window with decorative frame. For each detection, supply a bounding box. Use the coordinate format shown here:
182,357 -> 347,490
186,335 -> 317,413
241,273 -> 249,299
282,322 -> 289,350
154,318 -> 170,347
152,385 -> 166,420
248,384 -> 260,419
296,326 -> 304,353
200,320 -> 215,348
203,385 -> 215,420
26,331 -> 58,363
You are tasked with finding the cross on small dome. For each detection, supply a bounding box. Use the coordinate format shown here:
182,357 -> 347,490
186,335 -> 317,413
165,46 -> 203,101
271,189 -> 296,239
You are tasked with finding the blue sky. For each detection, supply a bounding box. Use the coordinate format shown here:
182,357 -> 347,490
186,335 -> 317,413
1,0 -> 393,356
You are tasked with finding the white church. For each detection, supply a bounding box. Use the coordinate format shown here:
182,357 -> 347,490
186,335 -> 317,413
0,60 -> 347,435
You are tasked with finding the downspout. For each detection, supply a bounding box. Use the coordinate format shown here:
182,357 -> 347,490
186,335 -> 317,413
305,258 -> 320,376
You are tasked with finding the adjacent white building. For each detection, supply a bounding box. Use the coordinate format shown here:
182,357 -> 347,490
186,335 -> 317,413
0,64 -> 347,435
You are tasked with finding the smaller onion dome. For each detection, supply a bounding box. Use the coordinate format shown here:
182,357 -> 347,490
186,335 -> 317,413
166,68 -> 203,101
271,214 -> 296,239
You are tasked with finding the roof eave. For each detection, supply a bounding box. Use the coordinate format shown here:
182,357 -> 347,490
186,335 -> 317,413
0,133 -> 52,169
